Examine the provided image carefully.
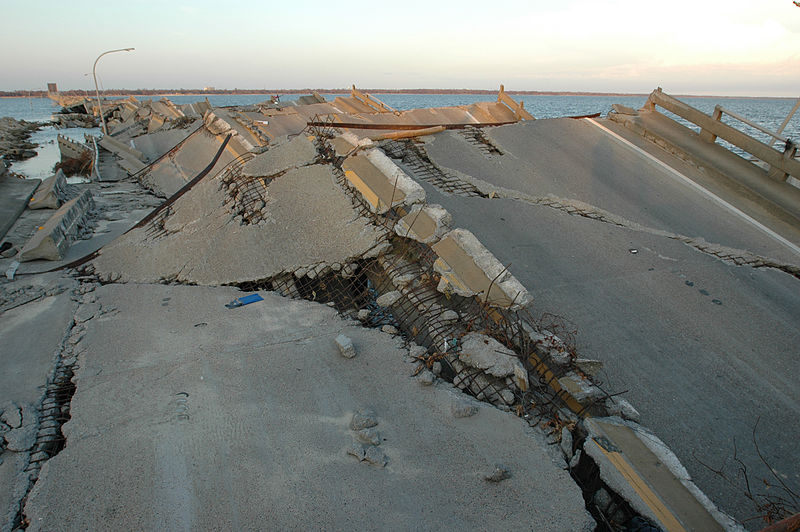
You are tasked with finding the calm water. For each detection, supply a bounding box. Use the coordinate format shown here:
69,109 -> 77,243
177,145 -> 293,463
2,93 -> 798,179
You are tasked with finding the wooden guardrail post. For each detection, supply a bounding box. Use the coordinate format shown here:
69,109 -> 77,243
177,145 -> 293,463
641,89 -> 658,111
647,88 -> 800,181
699,105 -> 722,143
350,85 -> 397,114
497,84 -> 535,120
769,140 -> 798,181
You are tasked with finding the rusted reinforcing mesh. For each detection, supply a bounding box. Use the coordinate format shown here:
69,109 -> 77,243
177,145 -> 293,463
379,139 -> 485,197
304,114 -> 342,141
258,125 -> 614,423
216,152 -> 280,226
142,205 -> 174,241
295,130 -> 639,528
73,122 -> 632,529
25,355 -> 77,477
109,121 -> 613,423
456,125 -> 504,157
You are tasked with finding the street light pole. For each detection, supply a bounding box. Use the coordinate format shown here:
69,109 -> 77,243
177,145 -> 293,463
92,47 -> 134,136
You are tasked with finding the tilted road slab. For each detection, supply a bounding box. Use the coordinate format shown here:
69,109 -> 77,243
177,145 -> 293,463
404,177 -> 800,527
425,119 -> 800,264
0,175 -> 39,241
24,285 -> 594,531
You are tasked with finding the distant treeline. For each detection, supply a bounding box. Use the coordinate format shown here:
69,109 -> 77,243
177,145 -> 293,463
1,88 -> 652,98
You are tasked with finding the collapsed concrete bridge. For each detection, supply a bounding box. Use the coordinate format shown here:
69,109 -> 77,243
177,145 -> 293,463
1,86 -> 798,531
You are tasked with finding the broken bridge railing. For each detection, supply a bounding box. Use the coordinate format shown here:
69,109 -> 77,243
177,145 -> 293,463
644,88 -> 800,182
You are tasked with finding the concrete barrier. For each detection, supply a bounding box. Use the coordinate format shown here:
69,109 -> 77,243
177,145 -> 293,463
28,170 -> 68,210
393,204 -> 452,244
19,189 -> 94,261
431,228 -> 531,311
342,148 -> 425,214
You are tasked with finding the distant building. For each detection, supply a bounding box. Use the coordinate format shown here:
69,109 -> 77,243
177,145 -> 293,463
203,86 -> 215,92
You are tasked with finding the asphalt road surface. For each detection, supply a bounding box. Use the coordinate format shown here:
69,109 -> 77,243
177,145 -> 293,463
397,119 -> 800,527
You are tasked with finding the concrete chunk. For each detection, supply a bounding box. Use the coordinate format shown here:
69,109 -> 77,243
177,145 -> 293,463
605,397 -> 641,422
558,372 -> 604,403
376,290 -> 401,307
458,332 -> 529,392
354,427 -> 381,446
242,136 -> 317,178
349,410 -> 378,430
364,149 -> 425,206
363,445 -> 388,467
335,334 -> 356,358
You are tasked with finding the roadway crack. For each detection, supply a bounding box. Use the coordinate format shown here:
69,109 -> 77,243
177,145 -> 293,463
383,138 -> 800,279
496,189 -> 800,279
3,284 -> 97,530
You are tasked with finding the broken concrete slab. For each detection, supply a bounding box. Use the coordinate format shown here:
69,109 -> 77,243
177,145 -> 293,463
138,126 -> 236,197
91,164 -> 386,285
242,135 -> 317,178
19,189 -> 94,262
203,109 -> 260,152
432,228 -> 531,310
412,189 -> 800,523
23,284 -> 593,530
0,277 -> 76,530
98,135 -> 145,163
0,174 -> 40,241
131,123 -> 199,161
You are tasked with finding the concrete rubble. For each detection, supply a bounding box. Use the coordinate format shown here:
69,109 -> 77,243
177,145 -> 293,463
2,85 -> 794,531
0,118 -> 40,162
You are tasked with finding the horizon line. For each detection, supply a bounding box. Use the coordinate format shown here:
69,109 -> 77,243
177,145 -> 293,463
1,88 -> 798,100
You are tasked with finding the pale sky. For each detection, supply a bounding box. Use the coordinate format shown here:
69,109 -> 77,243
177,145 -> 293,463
2,0 -> 799,96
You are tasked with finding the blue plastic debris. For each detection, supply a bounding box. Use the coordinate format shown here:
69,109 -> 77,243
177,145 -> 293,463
225,293 -> 264,309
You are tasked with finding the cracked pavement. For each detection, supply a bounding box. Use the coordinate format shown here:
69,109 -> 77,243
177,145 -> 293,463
385,118 -> 800,527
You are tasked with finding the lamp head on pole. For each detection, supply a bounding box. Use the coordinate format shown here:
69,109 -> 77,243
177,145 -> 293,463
92,47 -> 136,136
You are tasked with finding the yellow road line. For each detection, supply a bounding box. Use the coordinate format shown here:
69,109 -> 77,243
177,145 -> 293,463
593,438 -> 686,532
